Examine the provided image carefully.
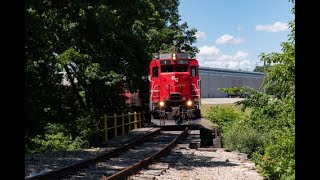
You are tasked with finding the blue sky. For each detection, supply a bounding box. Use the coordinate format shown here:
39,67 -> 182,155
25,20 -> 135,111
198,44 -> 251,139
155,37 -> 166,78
179,0 -> 294,71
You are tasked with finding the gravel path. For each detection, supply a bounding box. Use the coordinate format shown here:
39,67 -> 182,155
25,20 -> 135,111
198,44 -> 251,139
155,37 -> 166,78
128,118 -> 265,180
25,148 -> 114,178
155,148 -> 264,180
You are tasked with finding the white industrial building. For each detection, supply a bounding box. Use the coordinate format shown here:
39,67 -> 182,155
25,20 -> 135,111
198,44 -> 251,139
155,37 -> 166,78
199,67 -> 264,98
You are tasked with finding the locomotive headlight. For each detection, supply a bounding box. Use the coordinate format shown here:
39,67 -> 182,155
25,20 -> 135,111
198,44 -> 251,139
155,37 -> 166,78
159,101 -> 165,107
187,100 -> 192,106
172,52 -> 177,61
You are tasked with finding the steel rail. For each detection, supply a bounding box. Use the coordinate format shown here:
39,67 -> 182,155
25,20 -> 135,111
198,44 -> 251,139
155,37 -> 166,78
102,127 -> 188,180
26,128 -> 162,180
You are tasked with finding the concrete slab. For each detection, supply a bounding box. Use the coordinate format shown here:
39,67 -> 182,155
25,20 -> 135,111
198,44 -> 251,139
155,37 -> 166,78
201,98 -> 244,105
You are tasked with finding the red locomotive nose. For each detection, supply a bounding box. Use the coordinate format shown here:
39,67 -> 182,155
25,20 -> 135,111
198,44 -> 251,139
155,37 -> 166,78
149,52 -> 201,124
162,77 -> 167,82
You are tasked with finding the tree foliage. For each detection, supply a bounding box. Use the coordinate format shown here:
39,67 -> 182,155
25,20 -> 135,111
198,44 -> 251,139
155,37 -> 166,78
26,123 -> 84,153
25,0 -> 198,149
253,64 -> 271,73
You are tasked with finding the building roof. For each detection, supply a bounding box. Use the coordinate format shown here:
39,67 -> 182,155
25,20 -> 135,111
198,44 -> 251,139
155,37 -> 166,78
199,66 -> 264,78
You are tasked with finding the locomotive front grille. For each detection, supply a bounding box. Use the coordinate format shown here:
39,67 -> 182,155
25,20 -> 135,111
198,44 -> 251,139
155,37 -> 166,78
170,93 -> 182,101
167,100 -> 184,107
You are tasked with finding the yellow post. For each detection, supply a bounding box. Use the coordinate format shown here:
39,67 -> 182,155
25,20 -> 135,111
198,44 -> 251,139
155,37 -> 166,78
122,113 -> 125,136
114,113 -> 117,137
134,112 -> 137,129
128,112 -> 131,131
104,114 -> 108,142
138,112 -> 142,128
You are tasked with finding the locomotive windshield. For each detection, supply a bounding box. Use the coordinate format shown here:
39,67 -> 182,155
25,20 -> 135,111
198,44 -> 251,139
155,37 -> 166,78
191,66 -> 196,77
176,66 -> 188,72
161,65 -> 188,73
161,65 -> 174,72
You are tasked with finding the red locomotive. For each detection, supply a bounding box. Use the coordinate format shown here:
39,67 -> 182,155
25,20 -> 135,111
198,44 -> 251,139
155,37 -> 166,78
149,52 -> 201,125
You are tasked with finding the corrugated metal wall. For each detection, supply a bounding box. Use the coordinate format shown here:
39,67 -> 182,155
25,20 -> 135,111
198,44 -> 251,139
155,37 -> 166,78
199,67 -> 264,98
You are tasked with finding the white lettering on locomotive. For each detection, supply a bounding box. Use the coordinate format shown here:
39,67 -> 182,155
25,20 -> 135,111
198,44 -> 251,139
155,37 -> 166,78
171,76 -> 178,82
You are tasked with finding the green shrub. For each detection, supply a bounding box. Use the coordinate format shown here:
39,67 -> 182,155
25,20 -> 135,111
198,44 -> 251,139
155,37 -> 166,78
29,133 -> 70,153
204,105 -> 244,133
253,130 -> 295,180
44,123 -> 68,135
75,114 -> 102,148
223,118 -> 264,157
26,123 -> 85,153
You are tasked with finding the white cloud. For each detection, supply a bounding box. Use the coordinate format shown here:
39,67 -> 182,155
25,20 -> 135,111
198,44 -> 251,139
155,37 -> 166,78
255,21 -> 288,32
197,45 -> 220,56
215,34 -> 245,45
195,31 -> 206,39
197,45 -> 254,71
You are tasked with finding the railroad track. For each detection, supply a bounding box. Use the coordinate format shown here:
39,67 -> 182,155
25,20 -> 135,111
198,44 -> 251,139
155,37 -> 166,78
128,129 -> 202,180
26,127 -> 188,180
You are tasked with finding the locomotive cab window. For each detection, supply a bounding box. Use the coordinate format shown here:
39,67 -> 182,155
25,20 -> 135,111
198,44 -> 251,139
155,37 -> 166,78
176,65 -> 188,72
191,66 -> 197,77
152,67 -> 159,77
161,65 -> 173,73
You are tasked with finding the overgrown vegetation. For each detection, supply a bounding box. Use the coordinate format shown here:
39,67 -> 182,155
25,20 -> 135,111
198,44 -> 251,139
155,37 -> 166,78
26,123 -> 85,154
203,105 -> 245,133
203,105 -> 264,157
204,1 -> 295,179
25,0 -> 198,153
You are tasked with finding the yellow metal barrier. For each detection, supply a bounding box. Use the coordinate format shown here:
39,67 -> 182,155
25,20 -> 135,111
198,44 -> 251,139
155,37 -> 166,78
103,112 -> 144,142
134,112 -> 137,129
128,112 -> 131,131
114,113 -> 117,137
104,114 -> 108,142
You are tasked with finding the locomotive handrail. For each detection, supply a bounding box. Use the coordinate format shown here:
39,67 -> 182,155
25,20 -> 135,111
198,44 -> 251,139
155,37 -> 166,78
150,83 -> 160,98
191,83 -> 200,96
102,112 -> 145,142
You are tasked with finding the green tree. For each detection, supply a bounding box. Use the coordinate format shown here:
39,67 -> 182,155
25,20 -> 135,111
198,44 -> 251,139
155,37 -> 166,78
253,64 -> 271,73
147,0 -> 198,57
25,0 -> 199,148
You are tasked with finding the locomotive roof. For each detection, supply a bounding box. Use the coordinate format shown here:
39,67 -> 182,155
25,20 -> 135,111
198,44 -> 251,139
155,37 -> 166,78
159,53 -> 189,59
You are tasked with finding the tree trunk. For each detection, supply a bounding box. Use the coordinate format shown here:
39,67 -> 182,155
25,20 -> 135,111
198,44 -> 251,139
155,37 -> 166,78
64,65 -> 86,109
